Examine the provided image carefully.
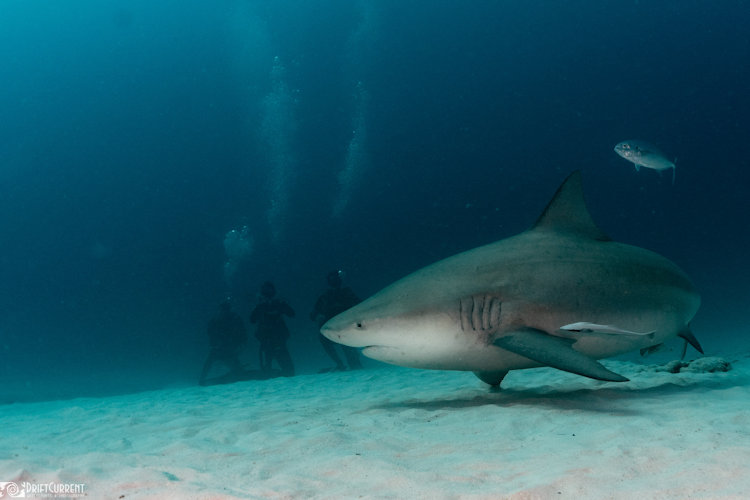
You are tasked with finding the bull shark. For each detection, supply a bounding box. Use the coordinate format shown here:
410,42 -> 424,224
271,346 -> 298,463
321,171 -> 702,387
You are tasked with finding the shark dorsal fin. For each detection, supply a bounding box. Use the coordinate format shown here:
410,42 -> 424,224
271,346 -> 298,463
532,171 -> 610,241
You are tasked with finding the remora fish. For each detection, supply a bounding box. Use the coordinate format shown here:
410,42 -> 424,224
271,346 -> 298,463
614,140 -> 676,184
322,171 -> 702,387
558,322 -> 654,337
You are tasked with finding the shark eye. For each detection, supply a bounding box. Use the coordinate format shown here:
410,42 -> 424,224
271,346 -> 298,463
355,321 -> 364,329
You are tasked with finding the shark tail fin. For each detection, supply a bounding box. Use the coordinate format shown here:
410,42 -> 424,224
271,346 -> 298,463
678,326 -> 703,359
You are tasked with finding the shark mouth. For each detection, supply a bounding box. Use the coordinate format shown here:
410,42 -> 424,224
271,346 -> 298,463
361,345 -> 386,354
361,345 -> 402,361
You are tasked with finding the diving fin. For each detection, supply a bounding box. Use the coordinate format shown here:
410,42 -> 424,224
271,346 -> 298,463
494,328 -> 628,382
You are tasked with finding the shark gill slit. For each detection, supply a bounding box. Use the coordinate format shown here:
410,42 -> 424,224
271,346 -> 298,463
460,295 -> 502,333
472,295 -> 482,331
481,295 -> 491,330
458,297 -> 468,330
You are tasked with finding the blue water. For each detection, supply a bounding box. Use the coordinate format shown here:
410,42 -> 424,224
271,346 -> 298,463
1,1 -> 747,402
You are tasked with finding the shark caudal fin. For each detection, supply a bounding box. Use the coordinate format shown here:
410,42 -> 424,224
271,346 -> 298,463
678,326 -> 704,359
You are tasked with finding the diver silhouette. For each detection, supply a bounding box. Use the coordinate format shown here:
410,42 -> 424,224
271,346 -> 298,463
199,299 -> 247,385
310,270 -> 362,371
250,281 -> 295,377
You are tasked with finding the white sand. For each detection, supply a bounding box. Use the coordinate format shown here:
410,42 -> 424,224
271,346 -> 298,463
1,353 -> 749,500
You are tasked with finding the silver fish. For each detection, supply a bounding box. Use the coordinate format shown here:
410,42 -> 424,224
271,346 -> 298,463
614,140 -> 676,184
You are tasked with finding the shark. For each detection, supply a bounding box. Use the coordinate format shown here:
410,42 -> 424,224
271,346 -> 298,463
321,171 -> 702,387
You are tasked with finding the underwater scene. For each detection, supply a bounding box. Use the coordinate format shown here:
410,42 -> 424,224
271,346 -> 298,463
1,1 -> 748,498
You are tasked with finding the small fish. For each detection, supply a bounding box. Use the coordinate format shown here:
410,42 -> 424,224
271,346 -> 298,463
559,322 -> 655,338
614,140 -> 676,184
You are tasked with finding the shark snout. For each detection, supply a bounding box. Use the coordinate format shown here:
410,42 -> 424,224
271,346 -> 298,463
320,316 -> 367,347
319,322 -> 342,342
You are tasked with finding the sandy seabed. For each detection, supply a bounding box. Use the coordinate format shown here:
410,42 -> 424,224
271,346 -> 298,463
1,351 -> 749,500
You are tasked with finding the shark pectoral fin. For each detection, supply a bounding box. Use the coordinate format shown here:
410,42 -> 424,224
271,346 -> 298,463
494,328 -> 629,382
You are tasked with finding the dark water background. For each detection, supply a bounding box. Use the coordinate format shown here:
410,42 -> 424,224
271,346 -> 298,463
1,1 -> 748,402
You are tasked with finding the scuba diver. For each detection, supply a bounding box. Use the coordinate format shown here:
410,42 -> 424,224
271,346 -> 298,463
310,270 -> 363,371
199,299 -> 248,385
250,281 -> 295,377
